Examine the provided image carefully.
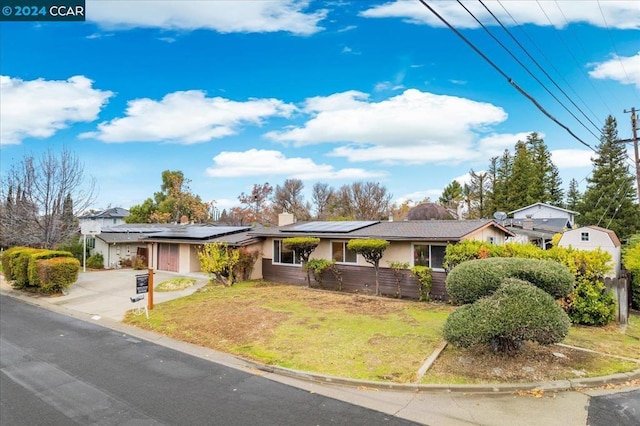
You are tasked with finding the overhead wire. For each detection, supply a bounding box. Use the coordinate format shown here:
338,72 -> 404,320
550,1 -> 616,115
478,0 -> 602,136
415,0 -> 596,152
596,0 -> 632,85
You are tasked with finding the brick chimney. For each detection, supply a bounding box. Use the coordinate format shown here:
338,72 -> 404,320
278,212 -> 296,227
523,215 -> 534,230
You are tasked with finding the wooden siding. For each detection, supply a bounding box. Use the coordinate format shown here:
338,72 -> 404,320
262,259 -> 449,301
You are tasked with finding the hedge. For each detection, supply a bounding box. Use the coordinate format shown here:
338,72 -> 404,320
27,250 -> 74,288
445,257 -> 574,304
35,257 -> 80,293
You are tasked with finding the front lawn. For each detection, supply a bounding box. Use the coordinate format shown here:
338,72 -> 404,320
124,281 -> 640,384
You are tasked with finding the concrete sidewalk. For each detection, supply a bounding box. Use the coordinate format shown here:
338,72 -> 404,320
1,270 -> 639,425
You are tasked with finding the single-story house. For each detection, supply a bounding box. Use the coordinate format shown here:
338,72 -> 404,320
249,215 -> 515,300
89,223 -> 262,276
143,225 -> 262,276
558,225 -> 621,278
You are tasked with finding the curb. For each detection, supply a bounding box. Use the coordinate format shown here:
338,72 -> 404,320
2,285 -> 640,395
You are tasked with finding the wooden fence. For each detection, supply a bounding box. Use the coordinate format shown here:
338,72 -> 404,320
262,259 -> 450,301
604,276 -> 629,324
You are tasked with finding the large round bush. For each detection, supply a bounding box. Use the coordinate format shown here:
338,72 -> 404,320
445,257 -> 574,304
443,279 -> 571,353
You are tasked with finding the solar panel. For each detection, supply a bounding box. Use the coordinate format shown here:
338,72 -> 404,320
281,221 -> 378,233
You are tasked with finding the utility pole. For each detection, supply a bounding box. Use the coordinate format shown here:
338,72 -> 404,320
618,107 -> 640,202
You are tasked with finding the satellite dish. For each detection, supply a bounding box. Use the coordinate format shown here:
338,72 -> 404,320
493,211 -> 507,222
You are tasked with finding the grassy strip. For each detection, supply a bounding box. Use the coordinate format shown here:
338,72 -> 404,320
155,278 -> 196,292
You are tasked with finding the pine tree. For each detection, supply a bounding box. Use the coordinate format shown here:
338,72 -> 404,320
439,180 -> 463,210
507,140 -> 535,211
578,116 -> 640,239
565,178 -> 581,212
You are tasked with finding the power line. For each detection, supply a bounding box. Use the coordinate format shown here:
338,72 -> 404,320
550,1 -> 617,114
479,0 -> 602,136
596,0 -> 632,85
415,0 -> 596,152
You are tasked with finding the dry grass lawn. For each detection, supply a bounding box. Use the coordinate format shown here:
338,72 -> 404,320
124,281 -> 640,384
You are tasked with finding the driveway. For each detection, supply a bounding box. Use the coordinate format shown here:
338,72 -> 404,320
44,269 -> 209,321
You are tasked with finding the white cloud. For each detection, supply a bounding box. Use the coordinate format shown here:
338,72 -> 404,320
266,89 -> 507,165
337,25 -> 357,33
477,132 -> 538,159
360,0 -> 640,30
87,0 -> 328,35
589,52 -> 640,88
205,149 -> 385,180
82,91 -> 295,144
0,75 -> 113,145
551,149 -> 594,169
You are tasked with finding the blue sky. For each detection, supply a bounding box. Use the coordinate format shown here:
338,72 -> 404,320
1,0 -> 639,214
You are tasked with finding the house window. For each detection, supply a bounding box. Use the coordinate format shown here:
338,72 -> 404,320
273,240 -> 301,265
413,244 -> 446,270
581,232 -> 589,242
331,241 -> 357,264
87,237 -> 95,249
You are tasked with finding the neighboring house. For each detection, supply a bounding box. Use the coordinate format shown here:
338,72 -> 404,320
558,226 -> 622,278
250,216 -> 514,300
509,203 -> 578,225
79,207 -> 130,229
504,203 -> 578,249
89,223 -> 262,275
143,225 -> 262,276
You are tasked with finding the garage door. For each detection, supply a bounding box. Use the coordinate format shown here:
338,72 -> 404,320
158,243 -> 179,272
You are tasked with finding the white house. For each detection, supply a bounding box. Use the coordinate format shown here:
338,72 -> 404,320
558,225 -> 621,278
509,203 -> 578,226
79,207 -> 130,228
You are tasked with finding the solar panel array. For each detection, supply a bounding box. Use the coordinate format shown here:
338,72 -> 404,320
281,221 -> 378,233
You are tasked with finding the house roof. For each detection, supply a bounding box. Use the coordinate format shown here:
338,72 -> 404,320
250,219 -> 514,241
508,203 -> 579,216
80,207 -> 130,219
576,225 -> 621,247
96,232 -> 148,244
506,218 -> 571,233
142,225 -> 257,247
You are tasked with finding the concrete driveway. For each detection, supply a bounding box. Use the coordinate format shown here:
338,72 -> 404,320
45,269 -> 209,321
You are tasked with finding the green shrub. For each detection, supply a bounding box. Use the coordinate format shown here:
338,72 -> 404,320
563,278 -> 616,326
0,246 -> 30,280
622,237 -> 640,309
445,257 -> 574,304
36,257 -> 80,293
443,279 -> 571,353
55,237 -> 85,263
388,261 -> 409,298
444,258 -> 510,304
305,258 -> 335,288
86,253 -> 105,269
27,250 -> 73,288
410,265 -> 432,302
10,248 -> 45,289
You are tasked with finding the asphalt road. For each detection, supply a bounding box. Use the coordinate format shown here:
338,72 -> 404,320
0,295 -> 417,426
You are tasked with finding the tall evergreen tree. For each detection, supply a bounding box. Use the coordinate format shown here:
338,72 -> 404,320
507,140 -> 536,210
578,116 -> 640,239
565,178 -> 581,212
439,180 -> 463,211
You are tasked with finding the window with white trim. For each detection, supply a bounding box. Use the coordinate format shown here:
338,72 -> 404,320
273,239 -> 301,265
413,244 -> 446,270
331,241 -> 357,264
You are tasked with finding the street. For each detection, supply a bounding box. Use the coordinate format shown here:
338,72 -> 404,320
0,295 -> 417,426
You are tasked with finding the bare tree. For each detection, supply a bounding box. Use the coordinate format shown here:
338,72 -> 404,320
311,182 -> 334,219
237,182 -> 274,225
1,148 -> 96,249
273,178 -> 311,220
350,181 -> 392,220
